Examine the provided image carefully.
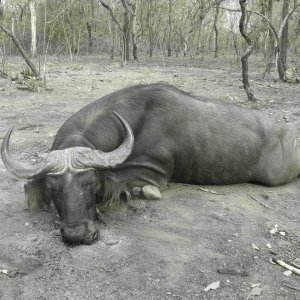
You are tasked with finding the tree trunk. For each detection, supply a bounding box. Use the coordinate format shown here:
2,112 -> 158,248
65,3 -> 78,54
0,0 -> 3,20
239,0 -> 256,102
231,31 -> 239,60
196,18 -> 204,56
167,0 -> 172,57
263,0 -> 275,77
99,0 -> 128,65
280,0 -> 289,68
147,1 -> 154,58
86,21 -> 92,49
254,0 -> 300,80
123,10 -> 130,62
266,0 -> 274,58
277,0 -> 290,79
108,20 -> 116,60
131,0 -> 138,60
29,0 -> 37,58
80,0 -> 95,52
213,4 -> 220,58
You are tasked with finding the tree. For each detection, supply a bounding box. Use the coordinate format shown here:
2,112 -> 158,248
99,0 -> 136,64
220,1 -> 300,81
0,0 -> 40,79
262,0 -> 275,77
213,2 -> 220,58
145,0 -> 154,57
29,0 -> 37,57
120,0 -> 131,61
80,0 -> 96,52
194,0 -> 224,57
250,0 -> 300,80
239,0 -> 256,101
280,0 -> 289,70
167,0 -> 172,56
131,0 -> 138,60
0,0 -> 300,80
261,0 -> 300,80
64,0 -> 79,55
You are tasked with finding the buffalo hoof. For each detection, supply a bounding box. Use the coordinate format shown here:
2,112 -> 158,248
132,186 -> 142,197
141,185 -> 161,200
60,221 -> 99,245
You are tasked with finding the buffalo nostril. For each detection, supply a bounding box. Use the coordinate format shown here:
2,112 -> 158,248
60,223 -> 98,244
60,224 -> 87,244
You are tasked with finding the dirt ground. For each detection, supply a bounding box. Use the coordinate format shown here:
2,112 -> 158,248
0,54 -> 299,300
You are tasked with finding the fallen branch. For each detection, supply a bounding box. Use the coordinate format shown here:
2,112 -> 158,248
198,187 -> 226,195
282,283 -> 300,292
0,70 -> 9,77
172,294 -> 190,300
271,258 -> 300,276
217,268 -> 249,276
248,195 -> 271,209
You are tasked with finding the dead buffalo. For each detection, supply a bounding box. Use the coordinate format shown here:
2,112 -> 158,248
2,83 -> 300,244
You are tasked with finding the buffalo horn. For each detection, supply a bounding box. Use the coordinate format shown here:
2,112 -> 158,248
74,112 -> 134,169
1,128 -> 54,179
1,113 -> 134,178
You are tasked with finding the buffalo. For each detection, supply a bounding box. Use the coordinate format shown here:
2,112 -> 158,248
1,83 -> 300,244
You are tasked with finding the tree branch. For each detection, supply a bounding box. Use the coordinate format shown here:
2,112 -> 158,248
99,0 -> 123,33
218,4 -> 300,47
0,25 -> 40,79
278,3 -> 300,40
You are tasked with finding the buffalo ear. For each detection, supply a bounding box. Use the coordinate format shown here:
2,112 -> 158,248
24,178 -> 49,213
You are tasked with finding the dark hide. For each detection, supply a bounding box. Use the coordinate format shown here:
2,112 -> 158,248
25,83 -> 300,244
52,83 -> 300,188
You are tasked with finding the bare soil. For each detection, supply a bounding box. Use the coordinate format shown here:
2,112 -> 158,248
0,55 -> 299,300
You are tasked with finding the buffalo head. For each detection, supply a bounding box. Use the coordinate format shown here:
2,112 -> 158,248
1,113 -> 134,244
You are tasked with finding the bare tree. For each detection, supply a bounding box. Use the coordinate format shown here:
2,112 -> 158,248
146,0 -> 154,57
0,1 -> 40,79
239,0 -> 256,101
1,0 -> 300,73
167,0 -> 172,57
280,0 -> 289,70
99,0 -> 136,64
121,0 -> 138,61
131,1 -> 138,60
80,0 -> 95,51
252,0 -> 300,80
0,26 -> 40,78
194,0 -> 224,57
262,0 -> 275,76
120,0 -> 131,61
213,2 -> 220,58
64,0 -> 79,55
264,1 -> 300,80
29,0 -> 37,58
172,3 -> 193,57
220,2 -> 300,81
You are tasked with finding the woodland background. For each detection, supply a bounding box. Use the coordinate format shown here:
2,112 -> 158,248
0,0 -> 300,99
